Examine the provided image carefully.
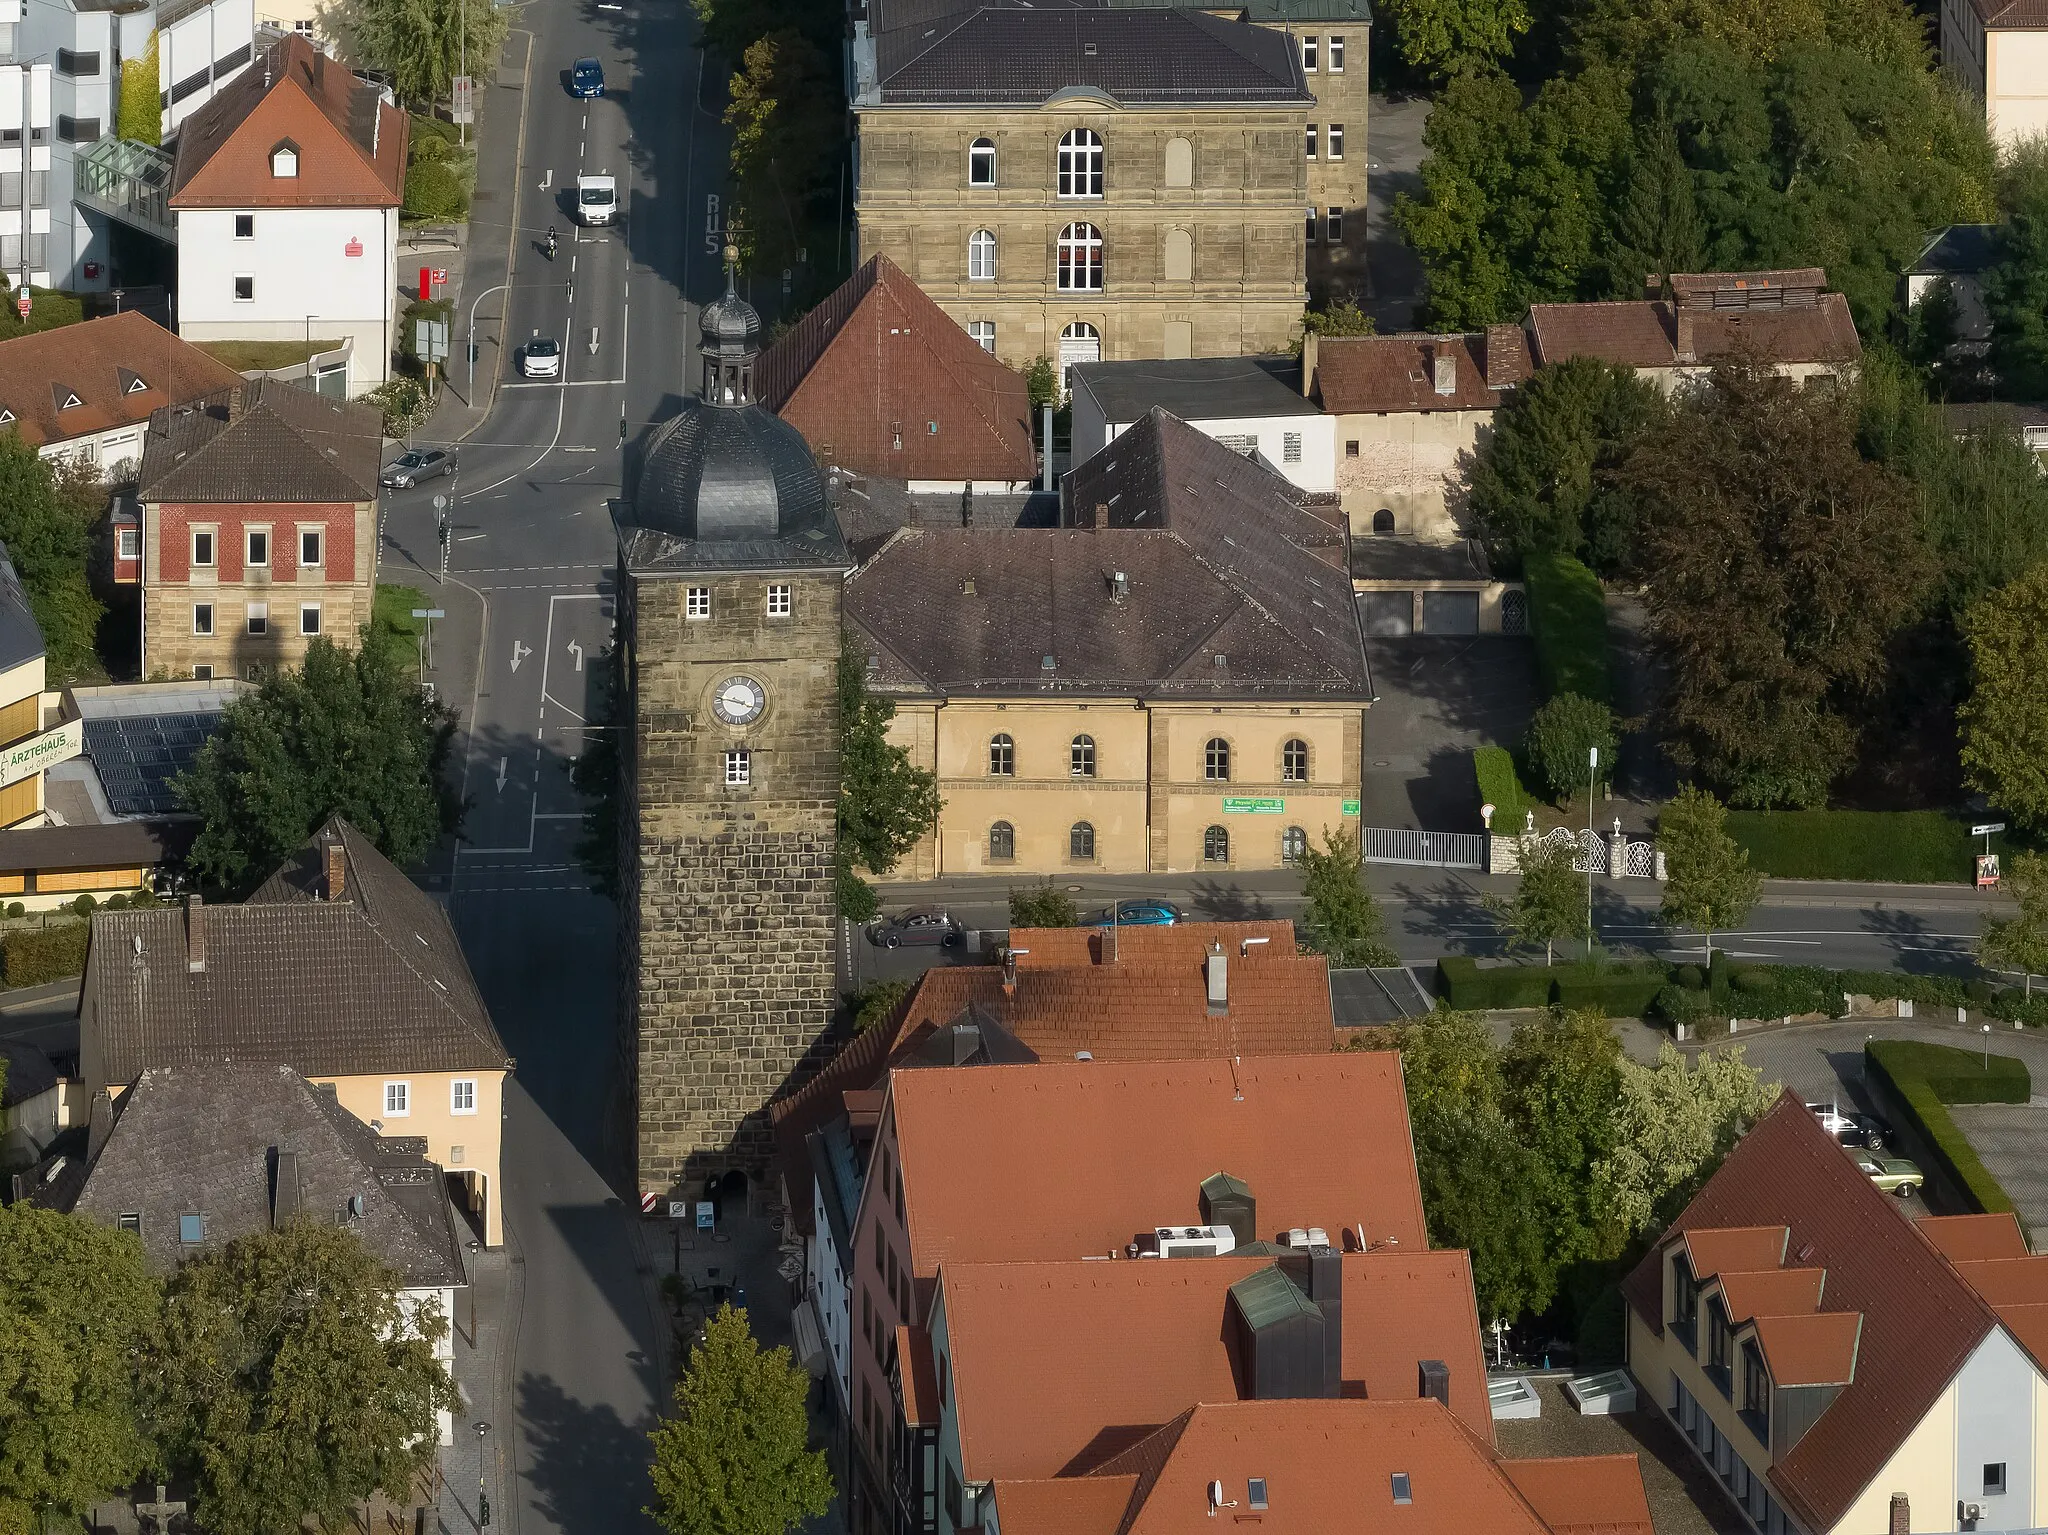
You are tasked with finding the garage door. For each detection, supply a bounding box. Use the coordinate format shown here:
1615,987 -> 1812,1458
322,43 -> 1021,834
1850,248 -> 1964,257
1362,592 -> 1413,636
1422,591 -> 1480,634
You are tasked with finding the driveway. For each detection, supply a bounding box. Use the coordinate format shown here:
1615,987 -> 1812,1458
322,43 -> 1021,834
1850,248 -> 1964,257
1948,1103 -> 2048,1251
1364,92 -> 1429,329
1361,636 -> 1541,829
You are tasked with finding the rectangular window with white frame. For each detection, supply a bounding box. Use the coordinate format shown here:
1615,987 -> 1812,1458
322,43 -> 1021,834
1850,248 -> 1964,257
117,526 -> 139,560
1329,34 -> 1345,69
687,586 -> 711,619
300,603 -> 321,636
298,528 -> 323,567
1305,125 -> 1318,160
451,1078 -> 477,1114
383,1081 -> 409,1117
192,663 -> 213,680
1328,124 -> 1344,161
192,602 -> 214,636
246,601 -> 268,635
233,274 -> 254,301
969,320 -> 996,353
246,527 -> 269,567
1302,35 -> 1317,69
234,213 -> 254,238
1327,207 -> 1344,244
725,749 -> 751,785
766,584 -> 792,617
191,527 -> 215,568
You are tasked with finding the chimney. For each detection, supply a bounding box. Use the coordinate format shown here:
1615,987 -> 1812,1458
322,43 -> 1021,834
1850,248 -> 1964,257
1206,943 -> 1228,1015
1003,947 -> 1022,993
324,836 -> 347,901
1109,569 -> 1129,601
1645,274 -> 1663,300
225,386 -> 244,422
1675,310 -> 1696,364
1092,502 -> 1109,528
1419,1358 -> 1451,1409
1890,1497 -> 1910,1535
961,576 -> 976,597
1432,351 -> 1457,396
184,895 -> 206,972
271,1149 -> 302,1228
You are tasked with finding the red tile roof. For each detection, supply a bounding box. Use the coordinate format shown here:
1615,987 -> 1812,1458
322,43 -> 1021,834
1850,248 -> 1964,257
897,1323 -> 940,1425
1312,331 -> 1529,414
1715,1266 -> 1825,1323
755,255 -> 1035,484
1682,1225 -> 1789,1281
1526,294 -> 1861,371
1500,1457 -> 1657,1535
1011,921 -> 1300,968
890,1053 -> 1427,1279
0,313 -> 243,451
1621,1092 -> 1998,1533
170,35 -> 406,208
1951,1256 -> 2048,1307
1920,1212 -> 2031,1263
1753,1311 -> 1863,1386
986,1476 -> 1135,1535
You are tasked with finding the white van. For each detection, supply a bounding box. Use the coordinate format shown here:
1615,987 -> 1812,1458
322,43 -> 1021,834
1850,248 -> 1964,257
576,173 -> 617,227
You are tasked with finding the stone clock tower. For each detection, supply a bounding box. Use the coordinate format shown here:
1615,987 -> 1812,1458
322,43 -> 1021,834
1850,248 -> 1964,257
613,264 -> 851,1193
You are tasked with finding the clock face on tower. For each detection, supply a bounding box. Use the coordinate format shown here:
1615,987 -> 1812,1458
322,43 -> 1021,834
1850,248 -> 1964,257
711,674 -> 767,726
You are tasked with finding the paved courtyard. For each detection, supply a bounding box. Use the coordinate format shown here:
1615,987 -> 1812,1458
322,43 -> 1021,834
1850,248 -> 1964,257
1360,636 -> 1542,829
1949,1103 -> 2048,1251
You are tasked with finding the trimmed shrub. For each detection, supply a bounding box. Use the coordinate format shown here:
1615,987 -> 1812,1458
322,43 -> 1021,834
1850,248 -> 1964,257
5,902 -> 22,919
1967,979 -> 1997,1005
1473,747 -> 1533,828
403,159 -> 469,222
3,921 -> 89,986
1654,984 -> 1715,1026
1675,964 -> 1705,990
70,893 -> 96,915
1866,1040 -> 2029,1225
1551,963 -> 1667,1017
1524,550 -> 1612,705
1439,955 -> 1667,1015
1523,692 -> 1618,802
1725,809 -> 1992,884
1437,956 -> 1556,1009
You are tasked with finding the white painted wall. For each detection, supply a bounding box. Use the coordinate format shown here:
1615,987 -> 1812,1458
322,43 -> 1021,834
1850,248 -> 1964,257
809,1173 -> 852,1410
176,204 -> 395,389
1989,29 -> 2048,147
1071,399 -> 1338,495
0,62 -> 52,287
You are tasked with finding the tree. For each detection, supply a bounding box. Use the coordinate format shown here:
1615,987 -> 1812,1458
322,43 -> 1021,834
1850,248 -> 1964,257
1484,832 -> 1589,964
837,640 -> 942,920
145,1223 -> 457,1535
1605,121 -> 1703,297
0,434 -> 106,684
1376,0 -> 1531,80
1982,850 -> 2048,997
1501,1008 -> 1625,1264
1629,361 -> 1933,806
0,1206 -> 160,1535
1294,299 -> 1376,356
1960,562 -> 2048,831
1386,1009 -> 1502,1125
1008,881 -> 1078,928
1984,192 -> 2048,399
1657,786 -> 1761,958
321,0 -> 507,109
1296,827 -> 1398,968
1413,1102 -> 1559,1322
1465,356 -> 1662,572
1592,1041 -> 1777,1238
647,1305 -> 833,1535
1523,692 -> 1619,803
725,31 -> 842,278
1023,357 -> 1059,413
117,33 -> 161,145
175,637 -> 459,889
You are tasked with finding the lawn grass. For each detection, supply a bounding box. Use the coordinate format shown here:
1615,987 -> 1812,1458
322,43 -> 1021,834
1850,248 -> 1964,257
1473,747 -> 1534,828
370,584 -> 432,678
1724,809 -> 2006,884
1524,550 -> 1612,705
192,338 -> 346,372
0,288 -> 85,341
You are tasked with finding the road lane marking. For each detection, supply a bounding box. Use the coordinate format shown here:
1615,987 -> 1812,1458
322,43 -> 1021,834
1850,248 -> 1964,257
567,639 -> 584,670
511,640 -> 532,671
495,757 -> 509,792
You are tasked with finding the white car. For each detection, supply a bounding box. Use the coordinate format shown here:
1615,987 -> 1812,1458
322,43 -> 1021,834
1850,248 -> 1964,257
576,173 -> 617,227
521,337 -> 560,379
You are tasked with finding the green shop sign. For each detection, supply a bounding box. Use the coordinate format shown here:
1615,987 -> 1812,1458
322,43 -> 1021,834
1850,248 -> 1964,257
1222,796 -> 1285,814
1342,799 -> 1360,816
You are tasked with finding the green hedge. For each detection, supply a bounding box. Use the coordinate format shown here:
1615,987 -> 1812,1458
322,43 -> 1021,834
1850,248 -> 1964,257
1552,964 -> 1669,1017
1439,955 -> 1666,1014
1524,550 -> 1612,706
1724,809 -> 2002,884
1440,955 -> 1554,1009
1866,1040 -> 2028,1225
2,921 -> 89,987
1473,747 -> 1533,828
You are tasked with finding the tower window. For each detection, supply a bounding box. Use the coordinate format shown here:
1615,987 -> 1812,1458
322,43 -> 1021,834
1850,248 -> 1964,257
1327,207 -> 1345,244
1070,734 -> 1095,777
1306,125 -> 1318,161
1056,128 -> 1104,198
1329,34 -> 1345,70
1307,205 -> 1319,243
1282,737 -> 1309,782
1302,35 -> 1317,70
989,734 -> 1015,776
766,583 -> 792,617
687,587 -> 711,619
724,750 -> 751,785
192,603 -> 214,636
247,602 -> 268,635
1205,737 -> 1231,781
1328,124 -> 1344,161
968,228 -> 997,281
1056,223 -> 1103,292
969,136 -> 996,186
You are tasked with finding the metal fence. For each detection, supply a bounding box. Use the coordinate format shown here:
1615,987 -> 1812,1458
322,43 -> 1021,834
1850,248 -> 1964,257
1360,826 -> 1486,869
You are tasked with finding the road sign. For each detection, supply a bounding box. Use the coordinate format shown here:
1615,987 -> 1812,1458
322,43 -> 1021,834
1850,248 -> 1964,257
638,1192 -> 658,1214
1222,796 -> 1284,814
411,608 -> 446,620
1972,823 -> 2007,836
432,267 -> 449,287
668,1200 -> 688,1220
1342,799 -> 1360,816
14,293 -> 28,320
696,1201 -> 715,1231
452,74 -> 474,123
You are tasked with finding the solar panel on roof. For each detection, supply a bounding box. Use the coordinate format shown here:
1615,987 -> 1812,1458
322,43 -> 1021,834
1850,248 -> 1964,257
81,709 -> 228,817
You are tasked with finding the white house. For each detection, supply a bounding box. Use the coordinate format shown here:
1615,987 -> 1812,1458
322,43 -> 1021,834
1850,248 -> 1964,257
1068,355 -> 1337,496
804,1119 -> 861,1411
0,42 -> 53,289
1944,0 -> 2048,147
168,34 -> 403,394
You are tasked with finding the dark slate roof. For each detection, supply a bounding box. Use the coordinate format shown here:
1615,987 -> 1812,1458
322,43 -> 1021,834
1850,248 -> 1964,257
0,541 -> 46,673
1350,537 -> 1493,583
846,408 -> 1368,700
832,475 -> 1056,564
0,819 -> 197,875
52,1060 -> 465,1287
137,378 -> 383,504
81,818 -> 509,1086
616,403 -> 852,575
1070,356 -> 1308,425
1909,225 -> 1997,277
1944,401 -> 2048,435
875,5 -> 1311,104
0,1039 -> 59,1110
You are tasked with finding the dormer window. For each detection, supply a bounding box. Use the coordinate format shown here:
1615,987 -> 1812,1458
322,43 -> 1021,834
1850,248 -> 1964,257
1671,1253 -> 1699,1352
271,141 -> 299,177
1741,1339 -> 1770,1440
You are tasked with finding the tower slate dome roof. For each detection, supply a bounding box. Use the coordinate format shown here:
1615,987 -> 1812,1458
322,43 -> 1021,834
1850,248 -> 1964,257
616,266 -> 849,572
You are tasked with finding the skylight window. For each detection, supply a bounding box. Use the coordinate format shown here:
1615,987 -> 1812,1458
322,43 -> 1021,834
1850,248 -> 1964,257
1391,1473 -> 1412,1505
1248,1479 -> 1269,1511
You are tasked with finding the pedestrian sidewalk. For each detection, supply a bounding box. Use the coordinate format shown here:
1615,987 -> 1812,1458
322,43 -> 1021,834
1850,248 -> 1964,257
434,1241 -> 520,1535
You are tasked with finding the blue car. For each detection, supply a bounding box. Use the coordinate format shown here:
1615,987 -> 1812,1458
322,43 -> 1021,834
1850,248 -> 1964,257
571,57 -> 605,97
1083,899 -> 1185,927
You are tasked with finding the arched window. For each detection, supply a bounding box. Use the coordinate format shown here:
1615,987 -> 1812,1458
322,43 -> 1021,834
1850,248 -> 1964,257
1057,128 -> 1104,198
968,228 -> 997,281
1070,734 -> 1096,777
1372,508 -> 1396,535
989,733 -> 1015,776
1057,223 -> 1103,292
969,136 -> 996,186
1282,738 -> 1309,782
990,821 -> 1016,861
1164,227 -> 1192,282
1204,737 -> 1231,782
1164,135 -> 1193,188
1070,821 -> 1095,860
1058,321 -> 1101,389
1204,824 -> 1230,863
1282,825 -> 1308,863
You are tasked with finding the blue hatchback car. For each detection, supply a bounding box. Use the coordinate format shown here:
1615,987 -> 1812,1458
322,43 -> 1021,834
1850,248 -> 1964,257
571,57 -> 604,97
1083,899 -> 1185,927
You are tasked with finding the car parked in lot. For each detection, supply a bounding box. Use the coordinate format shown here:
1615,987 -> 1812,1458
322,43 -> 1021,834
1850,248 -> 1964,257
1851,1149 -> 1924,1198
380,448 -> 455,489
521,336 -> 560,379
571,57 -> 605,96
1807,1101 -> 1893,1150
865,909 -> 964,948
1083,899 -> 1185,927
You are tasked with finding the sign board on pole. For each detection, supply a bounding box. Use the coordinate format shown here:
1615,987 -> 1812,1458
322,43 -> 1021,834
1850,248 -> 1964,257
1972,823 -> 2008,837
696,1201 -> 715,1231
0,719 -> 82,788
14,293 -> 28,320
638,1192 -> 657,1214
667,1200 -> 688,1220
1978,853 -> 2002,889
431,267 -> 449,289
452,75 -> 474,124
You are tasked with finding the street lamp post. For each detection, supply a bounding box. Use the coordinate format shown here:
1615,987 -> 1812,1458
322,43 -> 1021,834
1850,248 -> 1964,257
467,282 -> 509,401
1585,746 -> 1599,960
474,1421 -> 491,1530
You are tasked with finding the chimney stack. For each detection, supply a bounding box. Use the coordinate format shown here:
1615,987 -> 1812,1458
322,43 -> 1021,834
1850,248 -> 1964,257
1645,274 -> 1663,300
1003,947 -> 1023,993
184,895 -> 206,972
324,836 -> 347,901
1419,1358 -> 1451,1409
1675,310 -> 1696,363
1890,1497 -> 1910,1535
1432,351 -> 1457,396
1093,502 -> 1109,529
225,386 -> 244,422
1206,943 -> 1228,1015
